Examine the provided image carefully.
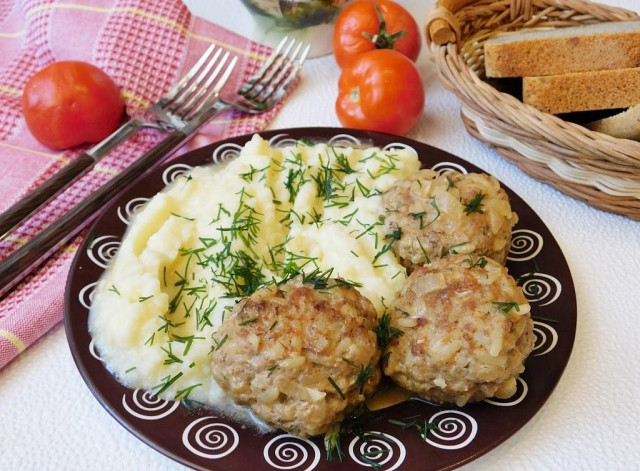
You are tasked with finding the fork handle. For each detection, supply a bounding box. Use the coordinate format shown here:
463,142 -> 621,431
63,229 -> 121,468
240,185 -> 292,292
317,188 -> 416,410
0,130 -> 186,300
0,118 -> 142,239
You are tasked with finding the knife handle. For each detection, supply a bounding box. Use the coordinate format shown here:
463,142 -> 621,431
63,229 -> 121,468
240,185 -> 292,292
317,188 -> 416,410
0,118 -> 143,239
0,154 -> 95,238
0,131 -> 186,300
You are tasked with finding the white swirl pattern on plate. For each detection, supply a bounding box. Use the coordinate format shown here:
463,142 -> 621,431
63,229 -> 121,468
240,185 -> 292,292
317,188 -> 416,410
117,197 -> 149,225
88,339 -> 105,363
212,142 -> 243,164
431,162 -> 468,175
521,273 -> 562,306
182,417 -> 239,459
424,411 -> 478,450
162,163 -> 194,185
263,434 -> 321,471
484,378 -> 529,407
507,229 -> 544,261
348,432 -> 406,471
382,142 -> 418,155
122,389 -> 180,420
327,133 -> 362,147
269,134 -> 299,148
78,281 -> 99,310
533,321 -> 559,356
87,235 -> 120,269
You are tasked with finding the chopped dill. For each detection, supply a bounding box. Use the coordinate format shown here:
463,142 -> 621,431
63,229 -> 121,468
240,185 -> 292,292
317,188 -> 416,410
409,211 -> 426,228
175,383 -> 202,400
463,193 -> 485,214
152,372 -> 183,396
212,334 -> 228,352
374,311 -> 404,351
328,377 -> 346,399
355,363 -> 375,394
446,175 -> 456,190
161,343 -> 183,365
170,211 -> 196,221
238,316 -> 258,326
324,428 -> 344,462
444,241 -> 469,256
416,237 -> 430,263
467,255 -> 488,269
388,415 -> 440,440
173,334 -> 204,355
144,332 -> 155,346
156,315 -> 185,334
333,148 -> 356,174
372,227 -> 402,264
492,301 -> 520,318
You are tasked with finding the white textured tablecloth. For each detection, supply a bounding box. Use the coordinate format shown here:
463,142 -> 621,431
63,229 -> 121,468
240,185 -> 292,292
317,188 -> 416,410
2,1 -> 639,470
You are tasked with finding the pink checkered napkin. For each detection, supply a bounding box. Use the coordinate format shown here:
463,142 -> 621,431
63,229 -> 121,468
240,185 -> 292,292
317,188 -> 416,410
0,0 -> 294,370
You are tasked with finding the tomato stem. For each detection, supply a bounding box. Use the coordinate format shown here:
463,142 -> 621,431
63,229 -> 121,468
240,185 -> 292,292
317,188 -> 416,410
361,1 -> 408,50
350,87 -> 360,103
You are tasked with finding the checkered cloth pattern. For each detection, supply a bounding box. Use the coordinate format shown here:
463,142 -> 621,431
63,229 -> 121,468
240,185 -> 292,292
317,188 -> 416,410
0,0 -> 292,369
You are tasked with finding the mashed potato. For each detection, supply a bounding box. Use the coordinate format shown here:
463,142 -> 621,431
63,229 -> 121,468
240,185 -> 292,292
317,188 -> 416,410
89,135 -> 419,422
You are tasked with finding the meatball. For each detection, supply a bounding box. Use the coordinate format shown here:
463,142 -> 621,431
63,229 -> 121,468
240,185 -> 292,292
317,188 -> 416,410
383,254 -> 534,406
211,276 -> 381,437
383,170 -> 518,269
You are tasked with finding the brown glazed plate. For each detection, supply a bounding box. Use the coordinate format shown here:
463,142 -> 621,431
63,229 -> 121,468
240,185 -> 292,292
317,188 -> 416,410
65,127 -> 576,471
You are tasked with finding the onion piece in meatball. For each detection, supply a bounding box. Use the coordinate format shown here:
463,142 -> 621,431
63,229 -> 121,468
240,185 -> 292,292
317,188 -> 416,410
211,275 -> 381,438
383,254 -> 535,406
383,170 -> 518,269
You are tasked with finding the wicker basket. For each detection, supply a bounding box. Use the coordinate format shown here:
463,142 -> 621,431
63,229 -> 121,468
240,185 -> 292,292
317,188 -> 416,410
425,0 -> 640,220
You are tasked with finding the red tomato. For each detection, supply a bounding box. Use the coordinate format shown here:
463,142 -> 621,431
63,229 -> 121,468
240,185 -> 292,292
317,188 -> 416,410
336,49 -> 424,136
22,61 -> 125,150
333,0 -> 421,69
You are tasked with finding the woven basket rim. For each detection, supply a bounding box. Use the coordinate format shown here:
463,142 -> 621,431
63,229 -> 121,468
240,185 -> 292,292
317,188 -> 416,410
426,0 -> 640,220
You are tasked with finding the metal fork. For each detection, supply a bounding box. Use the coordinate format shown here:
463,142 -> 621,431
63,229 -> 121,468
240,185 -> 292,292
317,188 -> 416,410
0,38 -> 309,299
0,46 -> 236,239
0,37 -> 308,238
219,36 -> 310,114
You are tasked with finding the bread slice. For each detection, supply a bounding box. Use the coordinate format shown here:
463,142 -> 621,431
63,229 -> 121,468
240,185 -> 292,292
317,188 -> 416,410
484,21 -> 640,77
523,67 -> 640,114
586,103 -> 640,140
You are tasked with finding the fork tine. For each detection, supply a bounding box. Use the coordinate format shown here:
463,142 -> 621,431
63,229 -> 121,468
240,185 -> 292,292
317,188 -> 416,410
179,51 -> 230,118
249,41 -> 303,102
159,44 -> 216,106
167,47 -> 223,113
189,55 -> 239,117
250,42 -> 310,106
239,35 -> 289,94
240,37 -> 297,98
174,49 -> 228,117
275,43 -> 310,95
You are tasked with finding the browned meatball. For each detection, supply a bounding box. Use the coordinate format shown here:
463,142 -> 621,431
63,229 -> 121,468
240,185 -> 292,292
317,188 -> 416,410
211,276 -> 381,437
383,170 -> 518,269
384,254 -> 535,406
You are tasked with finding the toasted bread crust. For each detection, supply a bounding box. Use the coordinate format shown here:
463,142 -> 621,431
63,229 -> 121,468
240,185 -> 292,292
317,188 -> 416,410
484,22 -> 640,78
523,67 -> 640,114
